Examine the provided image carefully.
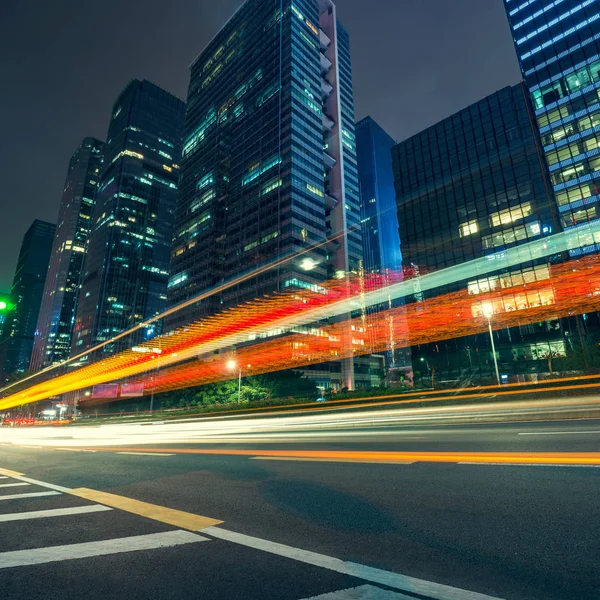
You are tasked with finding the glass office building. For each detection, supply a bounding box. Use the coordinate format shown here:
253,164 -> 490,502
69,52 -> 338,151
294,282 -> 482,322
392,84 -> 565,381
0,220 -> 55,380
30,138 -> 104,371
504,0 -> 600,253
72,80 -> 185,359
356,116 -> 402,273
169,0 -> 363,389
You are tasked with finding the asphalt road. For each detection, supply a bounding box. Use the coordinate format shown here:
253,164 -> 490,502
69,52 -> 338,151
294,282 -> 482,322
1,417 -> 599,600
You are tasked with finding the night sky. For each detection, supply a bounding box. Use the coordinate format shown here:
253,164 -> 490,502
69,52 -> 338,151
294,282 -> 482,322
0,0 -> 521,291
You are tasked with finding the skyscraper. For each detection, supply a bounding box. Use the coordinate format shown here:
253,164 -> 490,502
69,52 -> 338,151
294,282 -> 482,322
30,138 -> 104,371
169,0 -> 362,389
504,0 -> 600,252
356,116 -> 402,273
72,80 -> 185,360
0,220 -> 55,380
392,84 -> 563,381
356,117 -> 410,382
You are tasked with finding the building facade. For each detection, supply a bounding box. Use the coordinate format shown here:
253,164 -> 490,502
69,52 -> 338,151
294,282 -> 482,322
30,138 -> 104,371
355,116 -> 410,381
393,84 -> 566,382
356,116 -> 402,273
72,80 -> 185,360
504,0 -> 600,252
0,220 -> 55,380
169,0 -> 363,389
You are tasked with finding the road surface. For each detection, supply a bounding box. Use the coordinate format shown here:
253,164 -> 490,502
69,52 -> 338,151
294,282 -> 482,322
0,416 -> 599,599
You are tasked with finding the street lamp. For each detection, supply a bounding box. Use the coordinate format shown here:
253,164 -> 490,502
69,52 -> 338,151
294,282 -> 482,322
300,257 -> 317,271
227,359 -> 242,404
481,302 -> 501,386
149,348 -> 162,414
420,356 -> 433,388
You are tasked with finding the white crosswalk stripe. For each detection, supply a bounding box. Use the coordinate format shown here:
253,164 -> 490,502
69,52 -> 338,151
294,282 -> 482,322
0,474 -> 214,574
0,504 -> 113,523
0,491 -> 61,501
0,530 -> 208,569
301,585 -> 418,599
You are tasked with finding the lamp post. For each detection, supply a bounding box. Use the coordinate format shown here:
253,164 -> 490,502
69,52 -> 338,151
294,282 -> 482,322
481,303 -> 501,386
227,359 -> 242,404
419,357 -> 432,388
149,348 -> 162,414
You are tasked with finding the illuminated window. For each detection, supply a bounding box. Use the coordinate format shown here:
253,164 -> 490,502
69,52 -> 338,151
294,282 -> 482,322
307,184 -> 324,197
459,220 -> 478,237
168,272 -> 188,288
242,155 -> 282,186
489,203 -> 532,227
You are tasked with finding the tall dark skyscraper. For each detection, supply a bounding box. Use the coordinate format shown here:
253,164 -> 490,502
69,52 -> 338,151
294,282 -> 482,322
30,138 -> 104,371
169,0 -> 363,389
356,116 -> 402,273
0,220 -> 55,380
72,80 -> 185,360
393,84 -> 564,380
504,0 -> 600,253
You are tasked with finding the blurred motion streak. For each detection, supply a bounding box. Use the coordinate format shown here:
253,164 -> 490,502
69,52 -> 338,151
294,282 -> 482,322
1,255 -> 600,411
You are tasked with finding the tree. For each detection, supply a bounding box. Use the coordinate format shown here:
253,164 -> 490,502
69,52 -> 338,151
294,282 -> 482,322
152,369 -> 318,410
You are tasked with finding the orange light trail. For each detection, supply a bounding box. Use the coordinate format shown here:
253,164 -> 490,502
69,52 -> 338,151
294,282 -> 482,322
1,256 -> 600,411
58,447 -> 600,466
119,256 -> 600,398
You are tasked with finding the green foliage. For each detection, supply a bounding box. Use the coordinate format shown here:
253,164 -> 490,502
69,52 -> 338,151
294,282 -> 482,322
155,370 -> 318,410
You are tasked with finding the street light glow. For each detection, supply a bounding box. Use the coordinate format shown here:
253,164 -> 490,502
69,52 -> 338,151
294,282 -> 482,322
226,359 -> 237,371
300,257 -> 317,271
481,302 -> 494,319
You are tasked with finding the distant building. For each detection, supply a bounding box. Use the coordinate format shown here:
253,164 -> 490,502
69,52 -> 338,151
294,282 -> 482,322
503,0 -> 600,253
392,84 -> 565,382
355,116 -> 411,381
356,116 -> 401,273
168,0 -> 365,390
72,80 -> 185,360
0,220 -> 55,380
30,138 -> 104,371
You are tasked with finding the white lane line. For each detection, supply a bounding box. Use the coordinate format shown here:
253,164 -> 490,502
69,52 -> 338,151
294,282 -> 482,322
0,477 -> 7,480
0,483 -> 30,489
0,491 -> 61,501
458,462 -> 600,468
117,452 -> 175,457
301,584 -> 415,599
55,448 -> 97,453
6,475 -> 71,493
202,527 -> 503,600
0,530 -> 207,569
0,505 -> 113,523
518,430 -> 600,436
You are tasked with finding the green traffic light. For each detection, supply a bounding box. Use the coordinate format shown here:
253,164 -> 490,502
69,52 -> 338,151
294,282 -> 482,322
0,302 -> 7,310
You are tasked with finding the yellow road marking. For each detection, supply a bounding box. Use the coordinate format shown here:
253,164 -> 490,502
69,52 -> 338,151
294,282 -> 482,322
0,468 -> 24,477
251,457 -> 415,465
68,488 -> 223,531
117,452 -> 174,456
